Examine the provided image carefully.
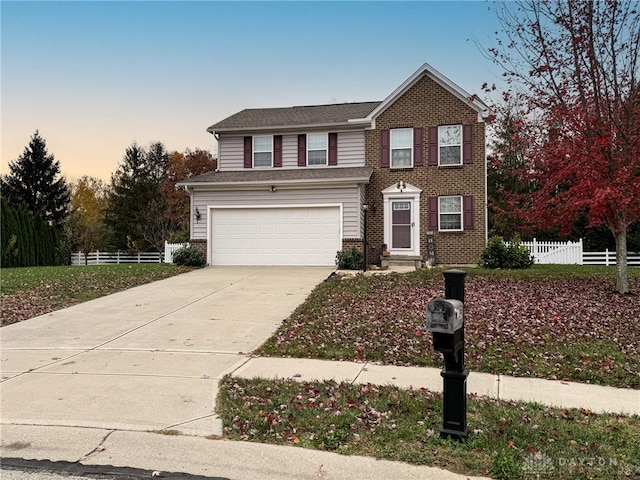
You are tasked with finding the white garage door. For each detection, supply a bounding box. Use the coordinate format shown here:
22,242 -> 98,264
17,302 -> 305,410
210,206 -> 341,266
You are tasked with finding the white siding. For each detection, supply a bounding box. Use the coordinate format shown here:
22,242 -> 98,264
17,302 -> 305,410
191,187 -> 360,239
337,131 -> 365,167
218,136 -> 244,171
217,131 -> 365,171
282,135 -> 298,168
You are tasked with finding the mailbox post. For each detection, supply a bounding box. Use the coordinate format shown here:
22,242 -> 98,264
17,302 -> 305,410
426,269 -> 468,441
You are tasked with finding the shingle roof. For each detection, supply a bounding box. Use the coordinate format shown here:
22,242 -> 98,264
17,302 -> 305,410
178,166 -> 373,187
208,102 -> 381,132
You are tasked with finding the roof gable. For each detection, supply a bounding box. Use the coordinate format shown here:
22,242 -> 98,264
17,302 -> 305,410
353,63 -> 489,124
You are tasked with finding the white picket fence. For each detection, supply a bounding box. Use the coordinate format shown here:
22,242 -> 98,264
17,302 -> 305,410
71,251 -> 163,265
520,238 -> 640,266
71,242 -> 189,266
522,238 -> 584,265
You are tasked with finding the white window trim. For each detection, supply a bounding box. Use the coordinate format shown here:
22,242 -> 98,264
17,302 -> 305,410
253,135 -> 273,168
390,128 -> 413,169
307,133 -> 328,166
438,125 -> 463,166
438,195 -> 463,232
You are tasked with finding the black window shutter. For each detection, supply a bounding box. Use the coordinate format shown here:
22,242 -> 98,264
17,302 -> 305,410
463,195 -> 474,230
298,134 -> 306,167
414,127 -> 423,166
428,196 -> 438,230
380,129 -> 390,167
463,125 -> 473,164
274,135 -> 282,168
328,133 -> 338,165
243,137 -> 252,168
428,127 -> 438,166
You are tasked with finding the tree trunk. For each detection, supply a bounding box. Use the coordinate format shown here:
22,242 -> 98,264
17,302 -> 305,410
614,228 -> 629,294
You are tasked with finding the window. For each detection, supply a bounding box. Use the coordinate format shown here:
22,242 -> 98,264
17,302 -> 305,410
439,125 -> 462,165
439,196 -> 462,231
391,128 -> 413,168
307,133 -> 327,166
253,136 -> 273,167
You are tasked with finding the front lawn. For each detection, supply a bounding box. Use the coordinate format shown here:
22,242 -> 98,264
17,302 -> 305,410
257,266 -> 640,389
217,376 -> 640,480
0,264 -> 193,326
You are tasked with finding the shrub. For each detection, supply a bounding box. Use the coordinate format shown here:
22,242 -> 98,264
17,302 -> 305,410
335,247 -> 364,270
479,236 -> 509,269
507,235 -> 535,269
172,246 -> 206,268
479,235 -> 534,269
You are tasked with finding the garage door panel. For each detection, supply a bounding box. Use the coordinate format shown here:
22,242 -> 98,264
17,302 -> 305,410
211,207 -> 340,266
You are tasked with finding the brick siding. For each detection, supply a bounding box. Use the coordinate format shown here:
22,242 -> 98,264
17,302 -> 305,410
342,238 -> 364,251
190,238 -> 207,258
364,74 -> 486,265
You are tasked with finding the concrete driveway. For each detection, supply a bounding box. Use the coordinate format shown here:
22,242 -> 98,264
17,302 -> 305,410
1,266 -> 333,438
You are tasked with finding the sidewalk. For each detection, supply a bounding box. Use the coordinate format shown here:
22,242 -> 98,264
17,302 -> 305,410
231,356 -> 640,415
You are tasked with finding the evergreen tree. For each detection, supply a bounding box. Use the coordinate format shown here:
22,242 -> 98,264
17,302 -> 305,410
105,142 -> 169,251
1,131 -> 70,226
0,197 -> 65,267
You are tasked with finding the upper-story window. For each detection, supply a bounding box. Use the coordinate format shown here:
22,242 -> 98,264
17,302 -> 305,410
307,133 -> 327,166
439,125 -> 462,166
439,195 -> 463,231
253,136 -> 273,167
391,128 -> 413,168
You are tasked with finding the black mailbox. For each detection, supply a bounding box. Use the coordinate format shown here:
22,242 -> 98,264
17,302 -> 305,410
425,270 -> 469,441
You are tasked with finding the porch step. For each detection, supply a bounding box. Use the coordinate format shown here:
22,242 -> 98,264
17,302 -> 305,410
380,255 -> 422,270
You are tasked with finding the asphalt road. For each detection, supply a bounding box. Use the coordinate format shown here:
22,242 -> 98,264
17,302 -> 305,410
0,459 -> 229,480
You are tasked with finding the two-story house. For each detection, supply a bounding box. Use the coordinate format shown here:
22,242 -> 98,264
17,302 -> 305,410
178,63 -> 488,267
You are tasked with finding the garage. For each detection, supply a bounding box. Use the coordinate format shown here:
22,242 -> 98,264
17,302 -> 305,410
210,206 -> 341,266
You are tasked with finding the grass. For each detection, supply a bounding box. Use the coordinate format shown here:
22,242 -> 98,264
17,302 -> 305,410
256,265 -> 640,388
3,263 -> 638,478
0,264 -> 193,325
217,376 -> 640,480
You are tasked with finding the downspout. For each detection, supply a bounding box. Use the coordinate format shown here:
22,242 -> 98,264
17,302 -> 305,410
183,185 -> 193,240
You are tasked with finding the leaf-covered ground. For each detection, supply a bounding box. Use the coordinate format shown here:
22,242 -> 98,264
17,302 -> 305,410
0,264 -> 193,326
218,376 -> 640,480
257,267 -> 640,389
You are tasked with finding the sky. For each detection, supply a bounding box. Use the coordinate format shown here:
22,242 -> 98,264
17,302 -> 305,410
1,1 -> 505,183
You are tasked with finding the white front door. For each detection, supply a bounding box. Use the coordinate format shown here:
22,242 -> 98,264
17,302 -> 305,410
382,183 -> 422,257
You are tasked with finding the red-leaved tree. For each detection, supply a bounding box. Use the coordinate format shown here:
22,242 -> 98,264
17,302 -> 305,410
161,149 -> 217,241
487,0 -> 640,293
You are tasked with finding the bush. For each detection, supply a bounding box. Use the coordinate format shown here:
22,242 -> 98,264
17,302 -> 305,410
507,235 -> 535,269
335,247 -> 364,270
479,236 -> 509,269
479,235 -> 534,269
172,246 -> 206,267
